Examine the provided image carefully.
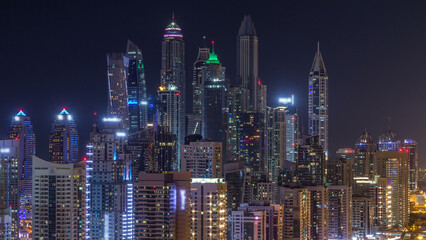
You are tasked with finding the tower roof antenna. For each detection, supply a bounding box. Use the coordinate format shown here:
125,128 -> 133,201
172,11 -> 174,20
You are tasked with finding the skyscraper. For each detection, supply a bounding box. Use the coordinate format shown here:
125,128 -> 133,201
181,140 -> 222,178
201,42 -> 228,143
308,42 -> 329,156
134,172 -> 191,240
157,86 -> 181,170
32,156 -> 86,239
8,110 -> 35,238
354,130 -> 376,178
236,15 -> 258,111
296,135 -> 325,185
279,186 -> 311,240
107,52 -> 130,129
126,40 -> 148,132
327,185 -> 352,240
266,106 -> 286,187
0,139 -> 20,239
190,178 -> 227,240
402,139 -> 418,192
377,127 -> 400,152
189,44 -> 210,135
86,117 -> 134,239
161,15 -> 185,155
48,108 -> 78,164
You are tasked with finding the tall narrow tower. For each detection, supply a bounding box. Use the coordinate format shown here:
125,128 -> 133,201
237,15 -> 258,111
308,42 -> 329,156
126,40 -> 148,132
8,110 -> 35,237
161,15 -> 185,158
107,52 -> 130,129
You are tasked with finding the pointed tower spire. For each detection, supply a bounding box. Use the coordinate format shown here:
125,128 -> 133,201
310,41 -> 327,73
206,41 -> 220,64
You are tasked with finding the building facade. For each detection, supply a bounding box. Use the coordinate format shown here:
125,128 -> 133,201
107,52 -> 130,129
181,140 -> 222,178
236,15 -> 258,111
48,109 -> 78,164
126,40 -> 148,132
8,110 -> 35,238
32,156 -> 85,239
190,178 -> 227,240
0,140 -> 20,239
308,42 -> 328,156
135,172 -> 191,239
86,117 -> 134,239
161,17 -> 185,157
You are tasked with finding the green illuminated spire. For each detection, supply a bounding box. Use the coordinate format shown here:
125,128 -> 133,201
206,41 -> 220,64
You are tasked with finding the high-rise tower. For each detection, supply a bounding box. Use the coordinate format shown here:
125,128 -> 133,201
308,42 -> 329,156
107,52 -> 130,129
188,43 -> 209,135
201,42 -> 228,143
8,110 -> 35,238
48,108 -> 79,164
161,15 -> 185,161
237,15 -> 258,111
126,40 -> 148,132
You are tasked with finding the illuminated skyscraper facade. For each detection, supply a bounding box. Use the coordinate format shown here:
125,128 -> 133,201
161,17 -> 185,155
308,42 -> 328,156
107,52 -> 130,129
86,117 -> 134,239
327,185 -> 352,240
190,178 -> 227,240
354,130 -> 376,178
402,139 -> 418,192
201,43 -> 228,143
32,156 -> 86,239
181,140 -> 222,178
8,110 -> 35,237
48,109 -> 78,164
296,135 -> 325,185
126,40 -> 148,132
134,172 -> 191,240
377,127 -> 400,152
266,106 -> 286,186
157,86 -> 181,170
0,139 -> 20,240
190,46 -> 210,135
236,15 -> 258,111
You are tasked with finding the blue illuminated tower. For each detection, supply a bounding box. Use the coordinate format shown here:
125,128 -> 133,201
201,42 -> 228,143
126,40 -> 148,132
8,110 -> 35,238
86,117 -> 134,239
48,108 -> 78,164
308,42 -> 329,156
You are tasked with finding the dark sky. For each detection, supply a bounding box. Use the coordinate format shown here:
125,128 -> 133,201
1,1 -> 426,166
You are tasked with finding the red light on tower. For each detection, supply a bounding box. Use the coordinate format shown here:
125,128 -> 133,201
258,81 -> 261,85
62,107 -> 66,111
176,92 -> 180,96
212,40 -> 215,44
83,157 -> 87,161
399,148 -> 403,152
19,109 -> 23,112
94,112 -> 97,116
405,149 -> 409,153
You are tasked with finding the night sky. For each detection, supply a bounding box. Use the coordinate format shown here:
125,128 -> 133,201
1,1 -> 426,166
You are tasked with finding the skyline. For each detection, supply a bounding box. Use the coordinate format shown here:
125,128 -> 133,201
1,1 -> 426,165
